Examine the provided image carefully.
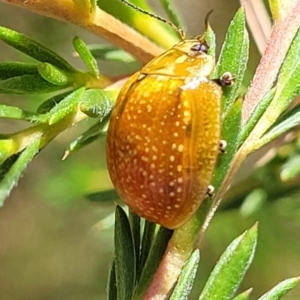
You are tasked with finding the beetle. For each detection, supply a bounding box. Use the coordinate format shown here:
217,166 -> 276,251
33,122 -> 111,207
106,2 -> 233,229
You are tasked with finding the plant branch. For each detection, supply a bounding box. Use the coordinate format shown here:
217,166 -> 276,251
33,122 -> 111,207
242,0 -> 300,124
2,0 -> 163,64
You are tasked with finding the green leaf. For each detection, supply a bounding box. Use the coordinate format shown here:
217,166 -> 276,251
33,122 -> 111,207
212,99 -> 242,190
269,0 -> 280,20
137,221 -> 156,281
0,26 -> 75,72
169,249 -> 200,300
129,210 -> 141,281
258,277 -> 300,300
0,138 -> 17,165
232,288 -> 253,300
38,63 -> 70,86
37,91 -> 72,114
281,155 -> 300,181
73,36 -> 99,77
114,205 -> 136,300
240,188 -> 267,217
0,104 -> 42,122
79,89 -> 113,119
0,139 -> 40,206
63,115 -> 109,158
215,8 -> 249,115
134,227 -> 173,299
238,88 -> 275,146
258,102 -> 300,148
158,0 -> 184,32
0,62 -> 38,80
107,260 -> 117,300
0,74 -> 63,94
86,189 -> 120,202
88,45 -> 136,63
205,25 -> 216,59
198,224 -> 257,300
48,87 -> 85,125
98,0 -> 178,49
267,28 -> 300,114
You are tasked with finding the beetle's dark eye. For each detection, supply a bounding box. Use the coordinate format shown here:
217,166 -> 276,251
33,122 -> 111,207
190,42 -> 209,54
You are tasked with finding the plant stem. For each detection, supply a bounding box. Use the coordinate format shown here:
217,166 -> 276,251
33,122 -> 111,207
242,0 -> 300,124
2,0 -> 163,64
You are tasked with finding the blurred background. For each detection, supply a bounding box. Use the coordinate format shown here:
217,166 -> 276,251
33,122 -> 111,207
0,0 -> 300,299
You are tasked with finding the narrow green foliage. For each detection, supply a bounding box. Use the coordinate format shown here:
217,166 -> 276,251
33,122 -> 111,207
268,0 -> 280,20
238,88 -> 275,146
134,227 -> 173,299
0,62 -> 38,80
0,139 -> 17,166
129,211 -> 141,281
0,139 -> 40,206
281,155 -> 300,182
38,63 -> 70,86
0,26 -> 75,72
169,250 -> 200,300
107,261 -> 117,300
232,288 -> 253,300
37,91 -> 73,114
114,206 -> 136,300
86,189 -> 120,203
73,36 -> 100,77
258,103 -> 300,149
88,45 -> 136,63
258,277 -> 300,300
268,28 -> 300,113
0,104 -> 42,122
205,25 -> 216,59
79,89 -> 113,119
240,188 -> 267,217
48,88 -> 85,125
0,74 -> 62,94
198,224 -> 257,300
216,8 -> 249,115
137,221 -> 156,281
212,99 -> 242,190
159,0 -> 184,32
65,117 -> 109,156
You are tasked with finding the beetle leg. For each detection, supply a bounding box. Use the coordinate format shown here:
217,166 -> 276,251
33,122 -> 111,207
212,72 -> 235,86
206,185 -> 215,197
219,140 -> 227,154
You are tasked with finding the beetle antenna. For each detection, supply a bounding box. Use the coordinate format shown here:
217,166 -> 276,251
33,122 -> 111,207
120,0 -> 185,39
204,10 -> 214,29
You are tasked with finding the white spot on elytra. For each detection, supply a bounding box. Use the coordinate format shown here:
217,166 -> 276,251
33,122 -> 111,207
178,144 -> 184,152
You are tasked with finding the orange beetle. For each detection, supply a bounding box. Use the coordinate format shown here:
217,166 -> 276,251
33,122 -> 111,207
106,7 -> 232,229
